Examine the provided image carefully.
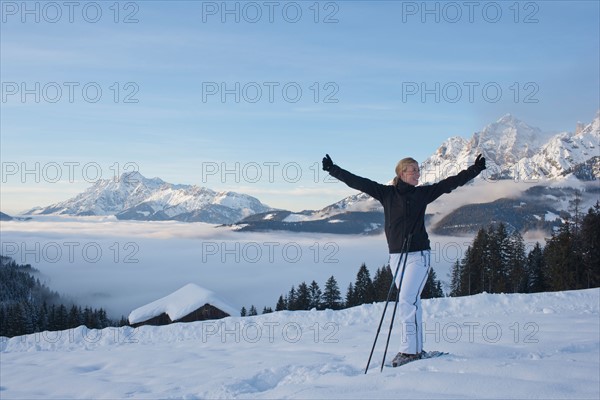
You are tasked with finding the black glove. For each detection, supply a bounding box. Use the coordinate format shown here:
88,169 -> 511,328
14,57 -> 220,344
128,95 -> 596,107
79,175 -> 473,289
322,154 -> 334,171
474,154 -> 486,172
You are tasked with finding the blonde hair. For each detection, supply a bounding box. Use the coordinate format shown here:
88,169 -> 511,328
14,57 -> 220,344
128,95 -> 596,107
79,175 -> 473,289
392,157 -> 418,185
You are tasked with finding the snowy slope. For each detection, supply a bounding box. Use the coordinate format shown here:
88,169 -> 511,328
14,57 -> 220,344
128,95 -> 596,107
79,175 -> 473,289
2,289 -> 598,399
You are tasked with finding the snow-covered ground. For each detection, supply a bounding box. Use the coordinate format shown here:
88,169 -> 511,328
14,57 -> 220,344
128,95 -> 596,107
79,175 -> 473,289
2,289 -> 598,399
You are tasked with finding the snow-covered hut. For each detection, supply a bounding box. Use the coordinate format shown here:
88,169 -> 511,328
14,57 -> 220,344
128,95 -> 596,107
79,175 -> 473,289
128,283 -> 237,327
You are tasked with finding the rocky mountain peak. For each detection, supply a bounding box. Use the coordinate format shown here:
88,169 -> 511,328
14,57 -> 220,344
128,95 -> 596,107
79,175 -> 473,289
469,114 -> 548,165
23,172 -> 273,223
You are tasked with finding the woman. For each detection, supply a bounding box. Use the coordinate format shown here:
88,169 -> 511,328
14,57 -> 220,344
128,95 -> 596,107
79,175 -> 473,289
322,153 -> 486,366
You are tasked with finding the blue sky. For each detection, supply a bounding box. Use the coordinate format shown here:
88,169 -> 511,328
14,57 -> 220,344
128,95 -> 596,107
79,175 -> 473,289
1,0 -> 599,214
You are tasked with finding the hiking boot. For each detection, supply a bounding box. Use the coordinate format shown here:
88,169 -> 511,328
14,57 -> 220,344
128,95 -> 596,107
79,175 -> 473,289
391,352 -> 421,367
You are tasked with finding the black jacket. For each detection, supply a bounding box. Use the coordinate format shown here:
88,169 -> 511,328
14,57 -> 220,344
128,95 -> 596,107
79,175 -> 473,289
328,164 -> 482,253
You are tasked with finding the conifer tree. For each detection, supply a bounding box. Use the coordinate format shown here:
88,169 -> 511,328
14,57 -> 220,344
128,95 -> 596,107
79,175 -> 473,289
83,306 -> 94,328
295,282 -> 311,310
487,223 -> 511,293
10,303 -> 27,337
460,244 -> 480,296
526,242 -> 546,293
507,230 -> 527,293
466,228 -> 488,294
275,295 -> 287,311
68,305 -> 81,328
566,192 -> 586,289
345,283 -> 357,308
449,260 -> 462,296
248,305 -> 258,316
97,308 -> 109,328
287,286 -> 298,311
568,189 -> 584,236
0,306 -> 5,336
322,276 -> 342,310
544,219 -> 577,291
422,269 -> 444,298
353,263 -> 375,305
23,302 -> 36,334
308,280 -> 322,310
48,305 -> 58,331
373,265 -> 396,302
240,306 -> 247,317
372,267 -> 385,301
37,302 -> 49,332
580,202 -> 600,288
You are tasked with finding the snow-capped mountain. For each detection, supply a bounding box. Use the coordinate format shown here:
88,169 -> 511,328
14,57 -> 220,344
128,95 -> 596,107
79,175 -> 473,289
319,191 -> 383,215
25,172 -> 167,216
25,171 -> 274,224
514,113 -> 600,181
230,191 -> 385,235
421,112 -> 599,183
20,113 -> 599,232
233,112 -> 599,235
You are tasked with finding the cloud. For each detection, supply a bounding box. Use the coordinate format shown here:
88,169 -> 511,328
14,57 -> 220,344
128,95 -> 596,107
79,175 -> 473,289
5,208 -> 538,319
0,217 -> 390,318
426,178 -> 537,226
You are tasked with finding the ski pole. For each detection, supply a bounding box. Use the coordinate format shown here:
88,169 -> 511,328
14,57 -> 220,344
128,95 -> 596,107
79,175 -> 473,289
380,233 -> 413,372
364,235 -> 409,374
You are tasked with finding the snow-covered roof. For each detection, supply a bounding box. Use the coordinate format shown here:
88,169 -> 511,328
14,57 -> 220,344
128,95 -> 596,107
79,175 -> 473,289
128,283 -> 237,324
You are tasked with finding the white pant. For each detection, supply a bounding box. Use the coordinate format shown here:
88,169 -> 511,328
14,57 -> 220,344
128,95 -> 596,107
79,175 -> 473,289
390,250 -> 431,354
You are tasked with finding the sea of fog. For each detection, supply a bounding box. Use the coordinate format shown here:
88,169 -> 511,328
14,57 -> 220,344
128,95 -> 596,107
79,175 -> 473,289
0,216 -> 547,319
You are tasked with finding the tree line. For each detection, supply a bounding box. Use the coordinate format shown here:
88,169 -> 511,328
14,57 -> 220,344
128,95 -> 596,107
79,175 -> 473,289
242,261 -> 444,316
243,199 -> 600,314
450,201 -> 600,296
0,256 -> 126,338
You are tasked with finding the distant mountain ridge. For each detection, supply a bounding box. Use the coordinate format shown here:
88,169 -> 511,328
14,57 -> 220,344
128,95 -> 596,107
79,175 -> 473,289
24,171 -> 274,224
17,112 -> 600,234
431,186 -> 586,236
0,212 -> 31,222
0,212 -> 14,221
